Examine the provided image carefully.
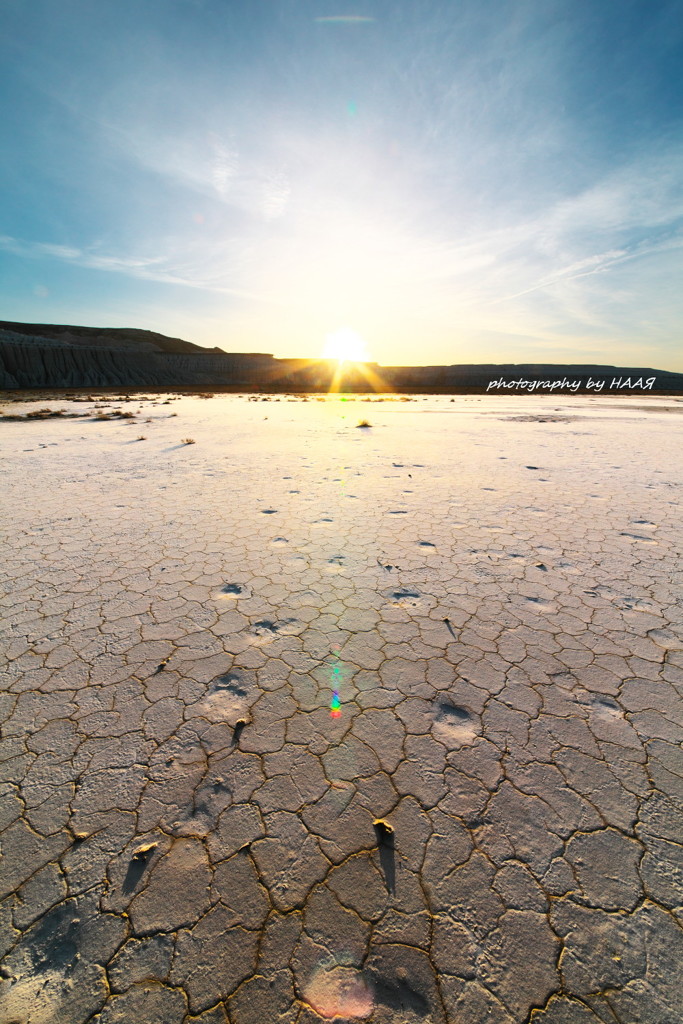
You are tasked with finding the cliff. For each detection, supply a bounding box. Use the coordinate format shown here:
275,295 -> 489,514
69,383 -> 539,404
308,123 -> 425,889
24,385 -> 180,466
0,320 -> 221,354
381,362 -> 683,393
0,322 -> 275,388
1,321 -> 682,392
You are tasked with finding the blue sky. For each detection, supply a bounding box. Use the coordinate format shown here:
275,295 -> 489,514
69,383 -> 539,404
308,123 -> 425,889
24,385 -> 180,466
1,0 -> 682,368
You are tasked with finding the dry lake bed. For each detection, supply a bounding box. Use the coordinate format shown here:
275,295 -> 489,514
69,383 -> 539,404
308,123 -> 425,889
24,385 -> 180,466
1,392 -> 682,1023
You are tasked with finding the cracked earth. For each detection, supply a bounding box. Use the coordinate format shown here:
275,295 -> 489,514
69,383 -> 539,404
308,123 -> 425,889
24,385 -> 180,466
1,392 -> 682,1023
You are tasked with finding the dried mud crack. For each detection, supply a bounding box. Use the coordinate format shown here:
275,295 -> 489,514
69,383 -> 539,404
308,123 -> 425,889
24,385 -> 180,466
0,393 -> 681,1024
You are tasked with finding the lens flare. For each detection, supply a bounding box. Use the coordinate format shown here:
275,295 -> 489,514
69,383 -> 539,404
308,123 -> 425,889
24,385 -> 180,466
330,689 -> 342,718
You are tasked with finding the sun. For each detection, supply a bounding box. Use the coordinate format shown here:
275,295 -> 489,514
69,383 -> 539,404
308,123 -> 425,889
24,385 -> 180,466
322,327 -> 369,363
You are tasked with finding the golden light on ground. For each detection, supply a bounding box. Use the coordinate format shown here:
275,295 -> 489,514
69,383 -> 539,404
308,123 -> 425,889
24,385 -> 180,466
322,327 -> 370,364
320,326 -> 391,394
303,965 -> 373,1019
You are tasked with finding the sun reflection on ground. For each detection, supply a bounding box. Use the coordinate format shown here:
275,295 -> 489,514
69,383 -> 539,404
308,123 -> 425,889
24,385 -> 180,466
304,964 -> 374,1019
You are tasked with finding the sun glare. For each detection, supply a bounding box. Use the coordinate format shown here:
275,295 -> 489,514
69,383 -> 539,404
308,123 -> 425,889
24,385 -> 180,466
322,327 -> 369,363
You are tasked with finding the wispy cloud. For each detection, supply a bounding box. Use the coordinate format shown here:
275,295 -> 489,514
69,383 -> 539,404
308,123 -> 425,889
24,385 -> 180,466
209,135 -> 239,198
0,233 -> 273,304
496,237 -> 683,305
262,171 -> 291,220
1,1 -> 682,365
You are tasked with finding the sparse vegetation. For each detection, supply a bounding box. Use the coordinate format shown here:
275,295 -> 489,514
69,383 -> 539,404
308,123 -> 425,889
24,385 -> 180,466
136,435 -> 147,441
357,419 -> 372,428
1,406 -> 91,421
169,412 -> 178,417
181,437 -> 196,444
26,408 -> 70,419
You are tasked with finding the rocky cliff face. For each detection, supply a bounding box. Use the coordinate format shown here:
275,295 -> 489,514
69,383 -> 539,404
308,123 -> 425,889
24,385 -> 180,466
0,341 -> 219,388
0,323 -> 275,388
1,321 -> 682,392
0,320 -> 222,354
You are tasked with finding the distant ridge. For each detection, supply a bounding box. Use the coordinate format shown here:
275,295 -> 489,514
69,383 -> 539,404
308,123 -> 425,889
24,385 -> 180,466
1,320 -> 682,392
0,320 -> 224,354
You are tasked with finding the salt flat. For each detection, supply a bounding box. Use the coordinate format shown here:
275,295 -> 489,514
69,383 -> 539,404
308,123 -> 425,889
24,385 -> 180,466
1,392 -> 682,1024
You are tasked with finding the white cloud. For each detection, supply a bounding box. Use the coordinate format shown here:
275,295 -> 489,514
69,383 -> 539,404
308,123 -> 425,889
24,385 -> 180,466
209,134 -> 239,197
262,171 -> 291,220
